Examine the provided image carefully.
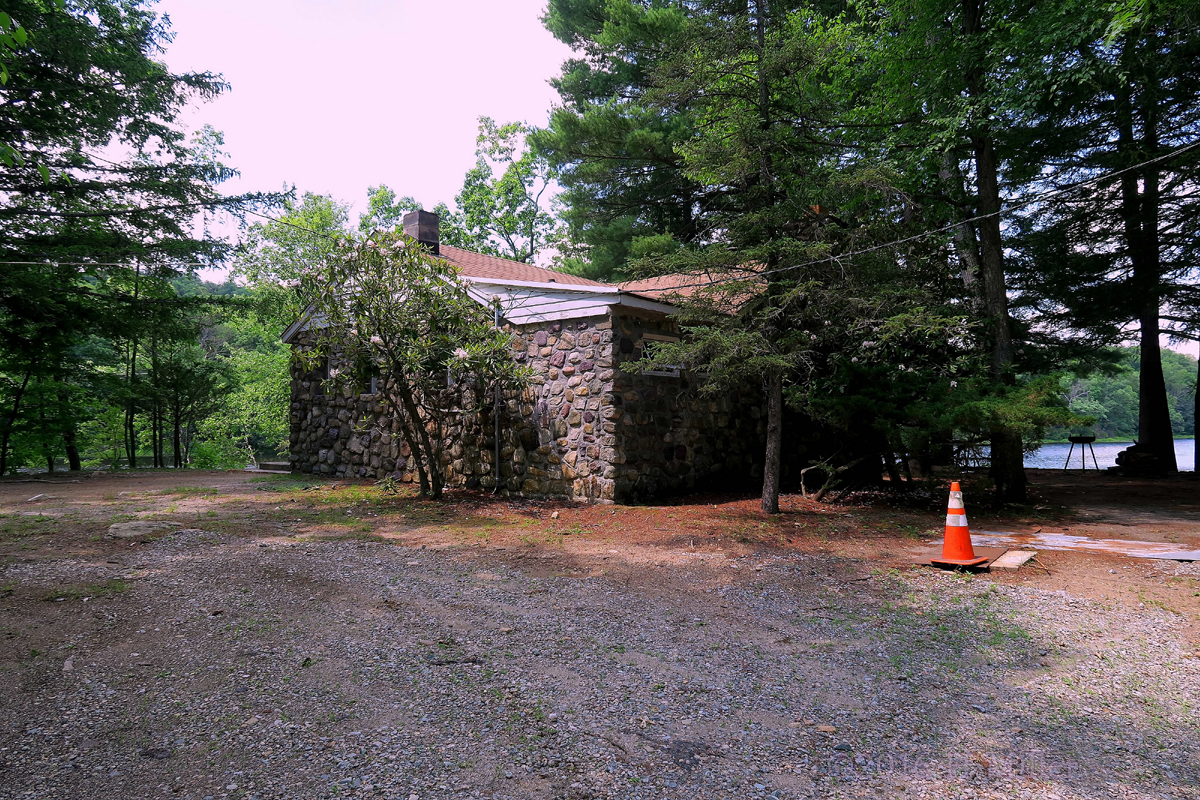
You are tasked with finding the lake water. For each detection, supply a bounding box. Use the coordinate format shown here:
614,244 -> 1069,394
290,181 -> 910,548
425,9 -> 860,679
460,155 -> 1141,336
1026,439 -> 1195,471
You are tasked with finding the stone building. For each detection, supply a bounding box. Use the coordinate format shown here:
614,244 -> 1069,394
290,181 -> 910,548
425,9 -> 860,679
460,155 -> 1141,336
283,211 -> 769,503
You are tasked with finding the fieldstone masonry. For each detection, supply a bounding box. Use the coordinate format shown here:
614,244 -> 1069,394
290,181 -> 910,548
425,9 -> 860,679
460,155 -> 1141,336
289,310 -> 768,503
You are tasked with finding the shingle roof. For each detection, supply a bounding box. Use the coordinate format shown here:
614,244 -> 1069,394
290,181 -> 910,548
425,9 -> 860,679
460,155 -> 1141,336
440,246 -> 612,287
618,273 -> 705,301
620,269 -> 763,307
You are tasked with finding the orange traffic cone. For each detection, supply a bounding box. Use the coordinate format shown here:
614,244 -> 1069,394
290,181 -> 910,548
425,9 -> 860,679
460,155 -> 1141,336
930,481 -> 988,568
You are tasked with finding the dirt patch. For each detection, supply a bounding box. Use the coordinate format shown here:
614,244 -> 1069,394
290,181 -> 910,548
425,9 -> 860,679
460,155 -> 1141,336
0,469 -> 1197,799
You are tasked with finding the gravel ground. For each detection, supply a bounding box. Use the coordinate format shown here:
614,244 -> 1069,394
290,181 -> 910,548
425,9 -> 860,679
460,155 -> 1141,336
2,518 -> 1197,800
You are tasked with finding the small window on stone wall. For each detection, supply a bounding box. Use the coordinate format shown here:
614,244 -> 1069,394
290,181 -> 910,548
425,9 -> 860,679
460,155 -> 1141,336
641,333 -> 682,377
353,354 -> 380,396
312,357 -> 329,396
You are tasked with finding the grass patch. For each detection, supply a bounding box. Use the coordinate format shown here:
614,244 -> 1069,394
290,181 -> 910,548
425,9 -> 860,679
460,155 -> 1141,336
299,527 -> 382,542
165,486 -> 218,497
250,474 -> 320,492
0,513 -> 56,542
249,473 -> 310,484
43,578 -> 129,601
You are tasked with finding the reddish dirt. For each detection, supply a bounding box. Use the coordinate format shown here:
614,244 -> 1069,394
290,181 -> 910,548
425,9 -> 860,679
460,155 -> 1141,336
3,466 -> 1197,649
1,467 -> 1197,799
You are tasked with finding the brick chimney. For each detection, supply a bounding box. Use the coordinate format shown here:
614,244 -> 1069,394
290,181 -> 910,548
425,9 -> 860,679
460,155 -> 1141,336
402,210 -> 439,255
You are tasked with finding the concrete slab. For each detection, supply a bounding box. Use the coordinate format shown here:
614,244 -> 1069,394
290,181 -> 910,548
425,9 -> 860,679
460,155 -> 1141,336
989,549 -> 1038,570
973,531 -> 1200,562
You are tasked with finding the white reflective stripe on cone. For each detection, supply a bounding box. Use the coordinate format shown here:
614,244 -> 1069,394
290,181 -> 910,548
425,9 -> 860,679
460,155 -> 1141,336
948,492 -> 965,509
945,514 -> 968,527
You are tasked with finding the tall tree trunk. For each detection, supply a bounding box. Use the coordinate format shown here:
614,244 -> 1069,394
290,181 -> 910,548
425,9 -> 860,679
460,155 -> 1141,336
0,368 -> 33,476
393,375 -> 434,497
150,336 -> 161,469
151,405 -> 159,469
39,403 -> 53,473
58,387 -> 81,471
63,429 -> 81,471
761,371 -> 782,514
962,0 -> 1027,503
1117,54 -> 1177,472
753,0 -> 786,515
125,337 -> 138,469
172,402 -> 183,470
125,265 -> 142,469
970,135 -> 1015,376
940,153 -> 984,308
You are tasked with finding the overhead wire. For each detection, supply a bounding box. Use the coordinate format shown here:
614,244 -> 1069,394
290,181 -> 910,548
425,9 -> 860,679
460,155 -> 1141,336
478,136 -> 1200,318
8,139 -> 1195,312
413,137 -> 1200,321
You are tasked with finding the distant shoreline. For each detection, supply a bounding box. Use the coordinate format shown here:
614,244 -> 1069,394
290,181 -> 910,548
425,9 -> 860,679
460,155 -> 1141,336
1040,436 -> 1195,445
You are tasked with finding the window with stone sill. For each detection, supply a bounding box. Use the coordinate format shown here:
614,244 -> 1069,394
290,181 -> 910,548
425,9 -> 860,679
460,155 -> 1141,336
641,333 -> 682,377
312,357 -> 330,397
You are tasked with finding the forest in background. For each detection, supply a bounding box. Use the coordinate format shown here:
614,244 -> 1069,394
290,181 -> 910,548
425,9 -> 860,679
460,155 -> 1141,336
1058,348 -> 1195,441
0,0 -> 1197,496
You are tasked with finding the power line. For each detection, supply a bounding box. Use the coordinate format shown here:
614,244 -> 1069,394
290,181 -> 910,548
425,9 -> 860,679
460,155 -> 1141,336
448,136 -> 1200,319
619,139 -> 1200,297
15,138 -> 1193,314
0,260 -> 216,267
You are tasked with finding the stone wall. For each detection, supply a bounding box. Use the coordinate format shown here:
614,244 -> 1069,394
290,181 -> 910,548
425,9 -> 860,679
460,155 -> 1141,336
288,315 -> 621,500
288,311 -> 771,503
607,313 -> 768,502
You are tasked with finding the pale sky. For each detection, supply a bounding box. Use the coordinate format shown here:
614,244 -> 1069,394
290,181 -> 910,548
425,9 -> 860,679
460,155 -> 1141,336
159,0 -> 573,220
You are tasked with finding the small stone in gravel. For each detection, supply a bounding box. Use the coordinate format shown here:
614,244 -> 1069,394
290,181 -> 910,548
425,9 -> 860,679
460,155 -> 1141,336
140,747 -> 171,760
833,743 -> 852,752
816,725 -> 836,733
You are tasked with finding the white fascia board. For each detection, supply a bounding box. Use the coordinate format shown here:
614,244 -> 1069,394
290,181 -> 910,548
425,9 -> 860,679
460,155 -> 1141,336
611,294 -> 677,316
465,281 -> 676,324
462,276 -> 622,293
285,282 -> 679,340
281,307 -> 313,344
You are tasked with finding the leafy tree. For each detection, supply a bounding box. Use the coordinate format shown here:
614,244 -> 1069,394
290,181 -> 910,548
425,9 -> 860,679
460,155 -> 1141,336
442,117 -> 558,263
298,232 -> 529,498
235,192 -> 349,330
357,119 -> 558,264
1059,348 -> 1197,440
1002,1 -> 1200,473
153,339 -> 234,468
623,1 -> 977,511
195,306 -> 291,465
534,0 -> 702,281
357,185 -> 421,234
850,0 -> 1054,501
0,0 -> 281,472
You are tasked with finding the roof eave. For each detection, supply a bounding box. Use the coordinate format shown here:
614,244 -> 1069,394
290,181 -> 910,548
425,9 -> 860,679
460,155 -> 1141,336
281,308 -> 311,344
461,276 -> 619,293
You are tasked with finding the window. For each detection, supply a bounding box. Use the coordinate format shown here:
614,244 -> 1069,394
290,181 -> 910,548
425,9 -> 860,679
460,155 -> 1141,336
312,357 -> 329,396
352,354 -> 380,396
641,333 -> 682,377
